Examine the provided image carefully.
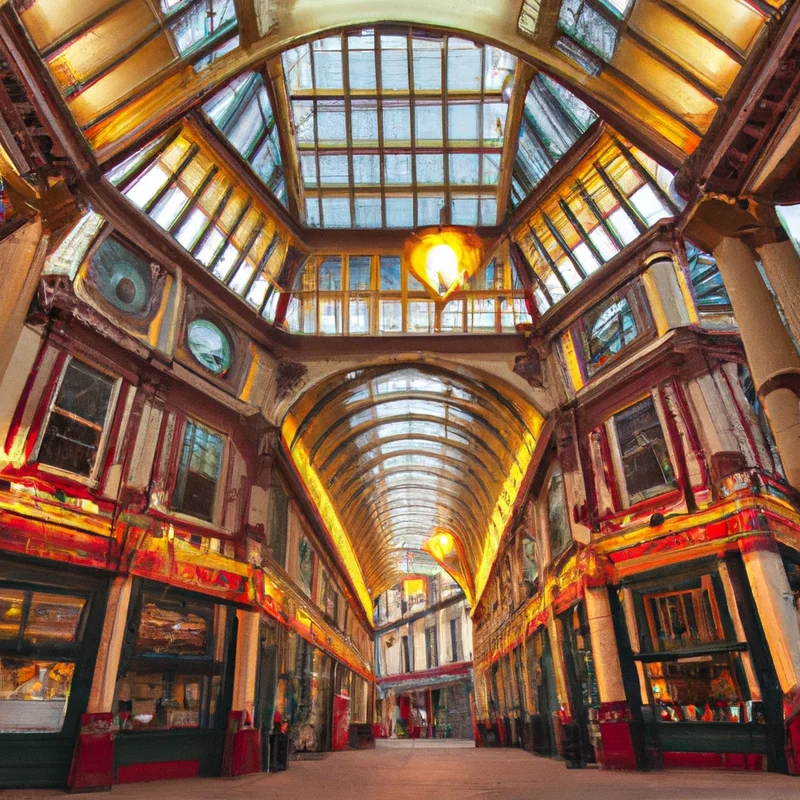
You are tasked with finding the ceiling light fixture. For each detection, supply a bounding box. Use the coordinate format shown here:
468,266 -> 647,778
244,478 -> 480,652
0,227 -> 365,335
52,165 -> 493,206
404,226 -> 484,302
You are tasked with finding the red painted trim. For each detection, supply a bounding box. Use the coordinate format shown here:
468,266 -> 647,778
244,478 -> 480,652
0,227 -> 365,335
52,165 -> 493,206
657,385 -> 695,512
376,661 -> 472,684
671,379 -> 710,489
97,380 -> 131,490
22,350 -> 68,464
738,534 -> 780,555
596,424 -> 622,512
4,338 -> 51,455
116,760 -> 200,784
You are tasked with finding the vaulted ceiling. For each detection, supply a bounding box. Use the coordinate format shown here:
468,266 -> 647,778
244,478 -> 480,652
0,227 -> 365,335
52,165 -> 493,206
283,363 -> 545,602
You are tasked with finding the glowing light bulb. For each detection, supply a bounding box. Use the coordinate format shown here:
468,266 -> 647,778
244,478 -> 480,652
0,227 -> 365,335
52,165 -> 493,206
425,243 -> 459,291
438,533 -> 450,548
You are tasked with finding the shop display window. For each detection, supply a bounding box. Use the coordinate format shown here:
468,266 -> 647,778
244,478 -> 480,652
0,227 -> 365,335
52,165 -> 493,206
114,589 -> 229,732
644,653 -> 756,724
612,396 -> 677,505
298,532 -> 314,595
35,358 -> 118,479
0,585 -> 89,733
643,585 -> 723,652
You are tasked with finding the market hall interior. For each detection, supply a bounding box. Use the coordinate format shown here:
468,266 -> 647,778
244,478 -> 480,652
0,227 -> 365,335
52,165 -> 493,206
2,0 -> 800,795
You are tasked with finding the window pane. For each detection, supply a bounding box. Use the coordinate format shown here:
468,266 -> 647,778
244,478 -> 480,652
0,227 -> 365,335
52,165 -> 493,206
380,35 -> 408,91
630,184 -> 668,227
118,672 -> 208,730
321,197 -> 351,228
448,104 -> 479,143
407,300 -> 434,333
172,420 -> 225,520
413,39 -> 441,90
349,297 -> 369,334
379,257 -> 401,290
608,208 -> 639,245
0,589 -> 25,640
355,196 -> 382,227
583,294 -> 638,375
383,103 -> 411,142
417,195 -> 444,227
547,465 -> 571,558
319,257 -> 343,291
319,297 -> 342,334
614,397 -> 676,504
451,196 -> 478,226
380,299 -> 402,332
25,593 -> 86,645
385,154 -> 412,185
135,599 -> 210,656
0,658 -> 75,732
645,653 -> 748,723
349,32 -> 377,90
353,154 -> 380,185
441,300 -> 464,332
447,39 -> 482,91
415,104 -> 442,144
416,153 -> 444,184
386,196 -> 413,228
37,360 -> 115,477
348,256 -> 372,290
449,153 -> 479,185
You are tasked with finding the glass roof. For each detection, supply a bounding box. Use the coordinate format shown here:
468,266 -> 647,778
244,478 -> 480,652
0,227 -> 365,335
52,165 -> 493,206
280,29 -> 594,229
285,365 -> 544,598
281,29 -> 514,229
202,72 -> 286,204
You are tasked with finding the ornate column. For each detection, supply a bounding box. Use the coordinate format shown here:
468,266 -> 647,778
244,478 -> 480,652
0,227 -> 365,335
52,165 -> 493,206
711,235 -> 800,487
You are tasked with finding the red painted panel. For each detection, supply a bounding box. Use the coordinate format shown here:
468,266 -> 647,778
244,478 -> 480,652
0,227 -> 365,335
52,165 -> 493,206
598,721 -> 638,770
116,760 -> 199,783
661,752 -> 723,769
333,694 -> 350,750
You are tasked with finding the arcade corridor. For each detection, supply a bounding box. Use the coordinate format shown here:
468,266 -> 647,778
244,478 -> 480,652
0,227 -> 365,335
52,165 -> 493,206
2,742 -> 799,800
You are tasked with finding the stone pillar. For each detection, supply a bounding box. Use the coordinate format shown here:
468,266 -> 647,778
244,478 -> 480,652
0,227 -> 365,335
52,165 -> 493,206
0,217 -> 48,386
585,585 -> 638,770
758,238 -> 800,347
222,609 -> 262,776
68,576 -> 133,791
740,538 -> 800,774
232,609 -> 261,719
712,236 -> 800,487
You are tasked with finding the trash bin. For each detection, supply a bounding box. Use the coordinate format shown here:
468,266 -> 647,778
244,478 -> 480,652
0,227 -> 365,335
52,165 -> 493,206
269,727 -> 289,772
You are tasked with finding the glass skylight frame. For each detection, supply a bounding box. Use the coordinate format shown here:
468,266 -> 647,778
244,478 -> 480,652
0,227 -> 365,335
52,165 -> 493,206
281,27 -> 516,229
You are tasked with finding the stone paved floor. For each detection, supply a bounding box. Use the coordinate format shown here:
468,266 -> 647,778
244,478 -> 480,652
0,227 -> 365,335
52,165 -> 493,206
1,740 -> 798,799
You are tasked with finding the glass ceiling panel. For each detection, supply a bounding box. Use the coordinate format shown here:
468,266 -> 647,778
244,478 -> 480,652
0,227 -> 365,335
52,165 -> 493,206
202,72 -> 286,205
510,73 -> 597,209
281,27 -> 516,228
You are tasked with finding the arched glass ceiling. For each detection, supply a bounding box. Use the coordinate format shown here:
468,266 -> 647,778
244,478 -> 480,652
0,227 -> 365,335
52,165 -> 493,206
284,364 -> 544,602
280,28 -> 596,228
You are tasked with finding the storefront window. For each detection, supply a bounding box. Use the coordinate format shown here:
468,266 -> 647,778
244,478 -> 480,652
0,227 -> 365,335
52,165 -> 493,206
115,588 -> 228,731
0,586 -> 89,733
645,653 -> 754,723
643,585 -> 723,652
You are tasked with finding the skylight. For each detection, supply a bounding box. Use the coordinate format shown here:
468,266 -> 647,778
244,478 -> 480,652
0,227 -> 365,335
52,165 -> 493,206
202,72 -> 286,204
281,29 -> 516,229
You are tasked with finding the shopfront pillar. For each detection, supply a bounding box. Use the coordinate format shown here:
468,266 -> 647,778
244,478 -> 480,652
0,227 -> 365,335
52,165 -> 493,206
585,586 -> 638,770
740,538 -> 800,773
68,575 -> 133,791
711,236 -> 800,488
757,237 -> 800,348
223,609 -> 262,776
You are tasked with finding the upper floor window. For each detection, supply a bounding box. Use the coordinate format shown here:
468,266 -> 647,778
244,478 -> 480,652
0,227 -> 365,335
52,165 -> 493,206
35,358 -> 118,479
685,243 -> 730,311
643,583 -> 724,653
521,534 -> 539,588
547,464 -> 571,559
612,396 -> 676,505
425,625 -> 439,669
171,419 -> 225,521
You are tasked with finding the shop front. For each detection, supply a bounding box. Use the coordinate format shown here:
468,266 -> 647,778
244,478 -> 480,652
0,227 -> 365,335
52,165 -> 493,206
111,579 -> 238,783
0,556 -> 109,788
620,560 -> 784,771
